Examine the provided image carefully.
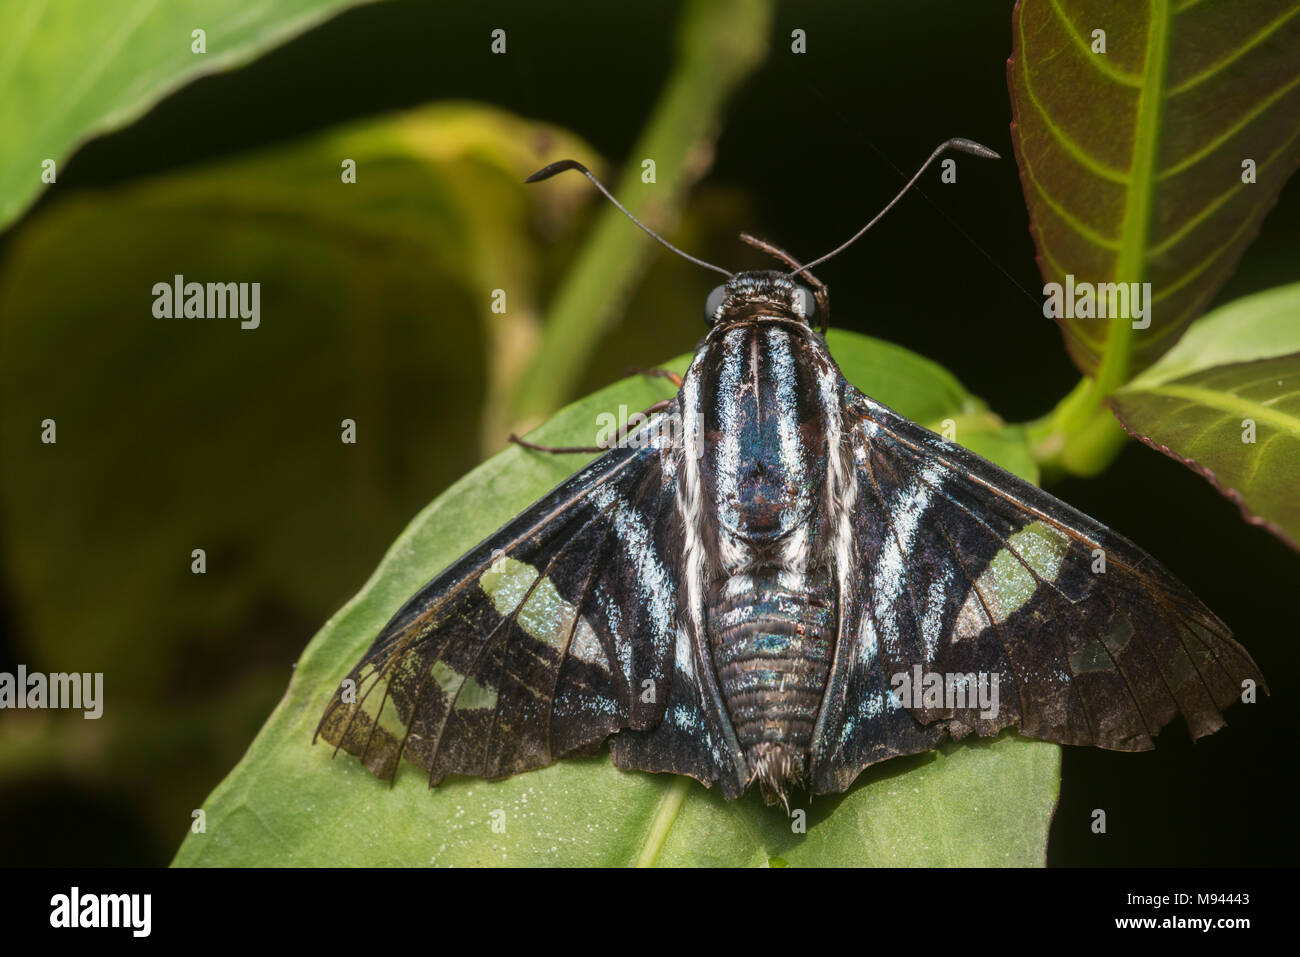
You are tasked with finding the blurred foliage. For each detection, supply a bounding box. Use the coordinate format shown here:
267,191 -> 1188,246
509,0 -> 773,429
174,333 -> 1053,867
0,104 -> 592,693
0,0 -> 386,229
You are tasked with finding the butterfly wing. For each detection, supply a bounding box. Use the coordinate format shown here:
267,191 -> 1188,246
810,385 -> 1266,794
315,423 -> 685,786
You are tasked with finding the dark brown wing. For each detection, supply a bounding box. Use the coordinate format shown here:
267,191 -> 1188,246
315,430 -> 683,786
810,386 -> 1265,794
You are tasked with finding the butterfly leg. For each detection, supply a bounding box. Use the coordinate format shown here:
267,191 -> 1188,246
510,398 -> 675,455
626,365 -> 683,388
508,435 -> 608,454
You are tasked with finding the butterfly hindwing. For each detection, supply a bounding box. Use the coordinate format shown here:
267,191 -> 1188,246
810,385 -> 1265,794
315,425 -> 683,786
609,624 -> 749,798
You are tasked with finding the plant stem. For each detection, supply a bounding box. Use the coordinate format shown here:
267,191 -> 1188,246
508,0 -> 773,431
1025,376 -> 1128,478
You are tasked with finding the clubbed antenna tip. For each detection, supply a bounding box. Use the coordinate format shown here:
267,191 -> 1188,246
523,159 -> 590,183
948,137 -> 1001,161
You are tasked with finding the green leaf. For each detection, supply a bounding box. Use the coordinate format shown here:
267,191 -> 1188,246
173,332 -> 1056,867
1112,282 -> 1300,550
1121,281 -> 1300,385
1009,0 -> 1300,386
0,103 -> 595,708
0,0 -> 384,232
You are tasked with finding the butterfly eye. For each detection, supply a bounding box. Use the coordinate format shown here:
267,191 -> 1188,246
704,284 -> 728,324
795,285 -> 818,322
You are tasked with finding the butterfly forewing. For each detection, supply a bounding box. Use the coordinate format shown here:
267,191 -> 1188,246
808,386 -> 1265,794
315,427 -> 683,785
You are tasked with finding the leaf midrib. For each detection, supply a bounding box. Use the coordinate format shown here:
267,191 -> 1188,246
631,770 -> 692,866
1094,0 -> 1173,396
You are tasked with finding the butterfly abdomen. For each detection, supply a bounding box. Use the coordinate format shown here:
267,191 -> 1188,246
707,567 -> 836,800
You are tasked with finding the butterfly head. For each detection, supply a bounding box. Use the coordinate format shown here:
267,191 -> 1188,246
704,270 -> 822,330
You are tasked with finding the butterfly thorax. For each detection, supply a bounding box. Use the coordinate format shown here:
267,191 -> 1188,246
688,296 -> 845,805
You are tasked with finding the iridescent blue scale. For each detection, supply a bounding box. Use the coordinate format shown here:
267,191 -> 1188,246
708,568 -> 836,780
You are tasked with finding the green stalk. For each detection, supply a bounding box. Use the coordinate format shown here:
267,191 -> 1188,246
508,0 -> 773,431
1025,376 -> 1128,478
1027,0 -> 1172,478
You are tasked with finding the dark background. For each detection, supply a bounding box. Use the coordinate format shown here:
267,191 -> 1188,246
1,0 -> 1295,865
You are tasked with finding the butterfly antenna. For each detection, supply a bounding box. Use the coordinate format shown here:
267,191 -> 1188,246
526,159 -> 735,278
790,138 -> 1001,278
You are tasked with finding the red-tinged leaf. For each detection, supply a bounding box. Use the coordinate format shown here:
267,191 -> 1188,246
1009,0 -> 1300,379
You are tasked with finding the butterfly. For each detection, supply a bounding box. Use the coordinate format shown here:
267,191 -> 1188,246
315,140 -> 1264,807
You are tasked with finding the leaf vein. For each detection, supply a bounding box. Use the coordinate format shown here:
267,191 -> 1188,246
1158,71 -> 1300,179
1018,10 -> 1132,184
1167,4 -> 1300,97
